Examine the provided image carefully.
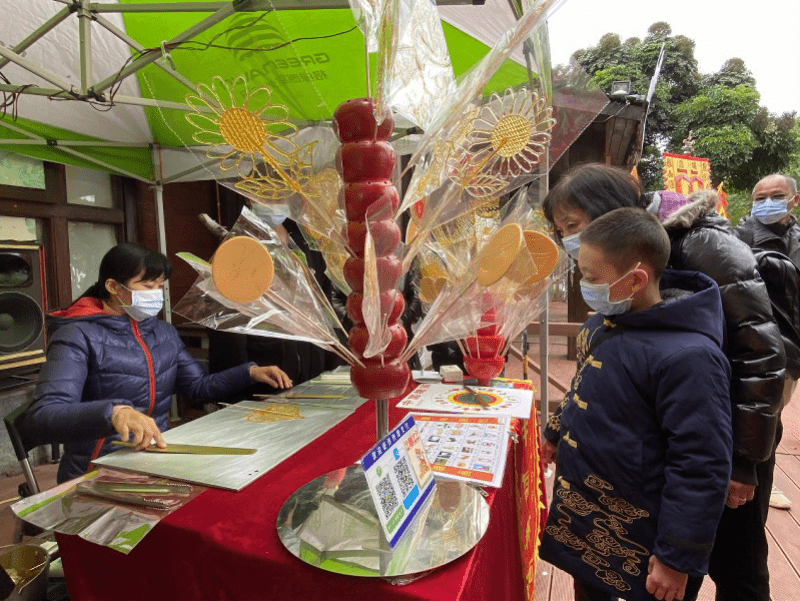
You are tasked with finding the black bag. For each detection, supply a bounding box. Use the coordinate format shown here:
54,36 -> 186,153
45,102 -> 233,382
754,249 -> 800,379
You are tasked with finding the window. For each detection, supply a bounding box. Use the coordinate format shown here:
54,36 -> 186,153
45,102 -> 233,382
0,155 -> 129,310
68,222 -> 118,300
65,165 -> 116,208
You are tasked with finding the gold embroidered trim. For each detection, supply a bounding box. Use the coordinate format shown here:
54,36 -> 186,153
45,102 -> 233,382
545,474 -> 650,593
572,393 -> 588,410
562,431 -> 578,448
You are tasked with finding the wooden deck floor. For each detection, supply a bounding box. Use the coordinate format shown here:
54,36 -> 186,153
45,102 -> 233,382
534,389 -> 800,601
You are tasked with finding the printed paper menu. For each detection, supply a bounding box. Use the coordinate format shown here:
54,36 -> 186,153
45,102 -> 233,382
413,412 -> 511,488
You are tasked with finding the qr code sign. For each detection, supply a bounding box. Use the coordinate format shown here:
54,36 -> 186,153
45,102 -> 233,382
377,474 -> 398,519
393,456 -> 415,497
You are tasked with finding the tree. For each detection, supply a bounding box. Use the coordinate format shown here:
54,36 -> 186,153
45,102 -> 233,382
571,22 -> 702,189
565,23 -> 797,192
702,58 -> 757,89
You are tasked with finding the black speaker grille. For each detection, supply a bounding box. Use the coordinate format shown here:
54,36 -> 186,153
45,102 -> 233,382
0,292 -> 44,353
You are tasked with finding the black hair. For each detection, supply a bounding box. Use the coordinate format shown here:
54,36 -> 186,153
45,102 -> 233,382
542,163 -> 648,242
580,207 -> 670,279
81,243 -> 171,301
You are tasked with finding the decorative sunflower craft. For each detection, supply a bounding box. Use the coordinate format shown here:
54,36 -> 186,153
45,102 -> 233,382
176,0 -> 602,388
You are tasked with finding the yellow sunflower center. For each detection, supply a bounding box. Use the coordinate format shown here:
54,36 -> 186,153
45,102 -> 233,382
490,114 -> 531,157
219,107 -> 267,153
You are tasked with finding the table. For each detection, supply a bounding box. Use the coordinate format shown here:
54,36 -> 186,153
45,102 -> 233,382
56,400 -> 528,601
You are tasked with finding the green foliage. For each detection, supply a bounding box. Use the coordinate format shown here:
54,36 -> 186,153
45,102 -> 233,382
702,58 -> 757,89
673,85 -> 760,136
724,188 -> 753,226
566,23 -> 798,193
788,120 -> 800,179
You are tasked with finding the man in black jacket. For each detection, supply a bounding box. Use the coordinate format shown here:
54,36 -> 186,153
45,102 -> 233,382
735,173 -> 800,510
650,187 -> 786,601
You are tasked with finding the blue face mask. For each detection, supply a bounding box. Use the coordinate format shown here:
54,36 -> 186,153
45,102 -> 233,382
752,198 -> 790,224
121,285 -> 164,321
579,263 -> 639,316
561,232 -> 581,260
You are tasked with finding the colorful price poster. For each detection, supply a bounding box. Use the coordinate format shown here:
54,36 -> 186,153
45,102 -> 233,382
361,415 -> 436,548
396,383 -> 534,418
413,413 -> 511,488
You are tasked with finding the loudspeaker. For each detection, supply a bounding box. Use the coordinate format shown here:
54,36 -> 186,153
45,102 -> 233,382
0,244 -> 47,374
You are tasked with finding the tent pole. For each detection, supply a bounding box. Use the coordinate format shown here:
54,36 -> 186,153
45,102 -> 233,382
78,0 -> 93,96
92,13 -> 199,93
0,6 -> 72,71
0,84 -> 75,99
0,139 -> 148,147
89,0 -> 477,11
56,145 -> 154,183
152,144 -> 180,423
152,145 -> 172,323
90,4 -> 238,96
161,158 -> 221,184
0,45 -> 75,95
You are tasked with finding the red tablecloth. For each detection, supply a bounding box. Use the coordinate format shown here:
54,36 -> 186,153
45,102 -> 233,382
56,400 -> 526,601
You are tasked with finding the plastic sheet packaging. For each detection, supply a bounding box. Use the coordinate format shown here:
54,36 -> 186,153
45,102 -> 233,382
173,207 -> 362,367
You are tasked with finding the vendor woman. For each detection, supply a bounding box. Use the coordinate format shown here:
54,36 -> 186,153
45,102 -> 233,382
20,242 -> 291,483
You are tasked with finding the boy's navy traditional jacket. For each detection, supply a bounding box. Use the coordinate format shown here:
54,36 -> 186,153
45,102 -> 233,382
539,270 -> 732,600
21,297 -> 254,483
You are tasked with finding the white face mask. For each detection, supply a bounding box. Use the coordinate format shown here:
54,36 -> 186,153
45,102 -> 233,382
120,285 -> 164,321
561,232 -> 581,260
579,263 -> 640,316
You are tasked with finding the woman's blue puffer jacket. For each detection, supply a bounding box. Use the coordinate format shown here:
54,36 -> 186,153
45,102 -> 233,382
21,297 -> 254,483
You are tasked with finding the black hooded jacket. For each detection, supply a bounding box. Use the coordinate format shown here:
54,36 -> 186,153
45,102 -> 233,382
651,193 -> 786,486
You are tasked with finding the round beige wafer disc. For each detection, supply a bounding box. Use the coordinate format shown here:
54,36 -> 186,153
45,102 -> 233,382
212,236 -> 274,304
523,230 -> 560,283
477,223 -> 523,287
419,275 -> 448,303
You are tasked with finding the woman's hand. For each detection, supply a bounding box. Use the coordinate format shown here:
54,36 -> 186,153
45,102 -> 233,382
250,365 -> 293,389
111,405 -> 167,450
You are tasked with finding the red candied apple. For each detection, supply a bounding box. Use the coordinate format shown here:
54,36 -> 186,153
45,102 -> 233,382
333,98 -> 394,143
336,141 -> 396,183
342,181 -> 399,221
346,219 -> 402,258
465,335 -> 505,358
346,290 -> 405,325
477,308 -> 499,336
350,358 -> 411,400
348,323 -> 408,359
463,355 -> 506,386
343,254 -> 403,293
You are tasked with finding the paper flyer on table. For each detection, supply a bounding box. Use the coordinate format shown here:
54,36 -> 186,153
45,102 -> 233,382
413,413 -> 511,488
397,383 -> 534,418
361,414 -> 436,548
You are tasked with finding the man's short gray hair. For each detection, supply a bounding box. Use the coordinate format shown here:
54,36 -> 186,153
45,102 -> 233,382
753,173 -> 798,197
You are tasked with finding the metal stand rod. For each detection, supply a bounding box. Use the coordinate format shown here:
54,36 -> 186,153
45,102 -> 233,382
375,398 -> 390,442
539,296 -> 549,436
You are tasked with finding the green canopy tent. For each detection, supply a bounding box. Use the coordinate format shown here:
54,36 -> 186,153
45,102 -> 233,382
0,0 -> 538,184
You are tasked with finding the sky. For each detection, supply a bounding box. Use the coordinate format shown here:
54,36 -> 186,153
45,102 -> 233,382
547,0 -> 800,116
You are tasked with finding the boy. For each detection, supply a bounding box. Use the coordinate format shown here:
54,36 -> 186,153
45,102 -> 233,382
539,208 -> 732,601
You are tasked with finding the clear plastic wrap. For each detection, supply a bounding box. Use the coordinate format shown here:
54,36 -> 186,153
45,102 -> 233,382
173,207 -> 362,367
